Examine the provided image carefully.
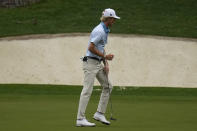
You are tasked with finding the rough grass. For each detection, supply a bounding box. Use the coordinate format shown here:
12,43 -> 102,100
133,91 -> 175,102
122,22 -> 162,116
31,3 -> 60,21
0,0 -> 196,38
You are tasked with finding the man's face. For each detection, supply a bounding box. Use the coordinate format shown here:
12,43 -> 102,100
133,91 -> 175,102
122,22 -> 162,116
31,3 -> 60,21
107,18 -> 116,27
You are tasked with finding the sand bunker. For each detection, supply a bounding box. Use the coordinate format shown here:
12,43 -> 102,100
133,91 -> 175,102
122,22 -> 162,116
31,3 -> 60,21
0,33 -> 196,87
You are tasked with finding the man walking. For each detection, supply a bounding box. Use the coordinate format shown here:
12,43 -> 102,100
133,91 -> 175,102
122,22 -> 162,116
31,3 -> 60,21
76,8 -> 120,127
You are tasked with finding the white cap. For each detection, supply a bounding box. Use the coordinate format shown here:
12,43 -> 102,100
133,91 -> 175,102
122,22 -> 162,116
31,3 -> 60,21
102,8 -> 120,19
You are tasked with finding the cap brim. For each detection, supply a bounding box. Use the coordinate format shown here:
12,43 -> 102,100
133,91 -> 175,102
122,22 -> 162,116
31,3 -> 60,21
114,16 -> 120,19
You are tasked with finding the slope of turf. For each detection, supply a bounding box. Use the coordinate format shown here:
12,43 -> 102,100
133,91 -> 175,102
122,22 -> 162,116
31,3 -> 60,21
0,84 -> 197,131
0,84 -> 197,96
0,0 -> 196,38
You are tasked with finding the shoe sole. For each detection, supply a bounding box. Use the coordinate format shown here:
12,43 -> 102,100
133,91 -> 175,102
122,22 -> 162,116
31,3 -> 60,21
76,124 -> 96,127
93,117 -> 110,125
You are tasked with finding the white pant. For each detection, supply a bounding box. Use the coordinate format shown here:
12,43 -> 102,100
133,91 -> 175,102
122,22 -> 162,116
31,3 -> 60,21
77,58 -> 113,119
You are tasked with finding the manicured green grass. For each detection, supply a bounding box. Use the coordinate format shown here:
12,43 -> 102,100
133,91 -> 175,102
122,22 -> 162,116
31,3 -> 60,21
0,84 -> 197,131
0,0 -> 196,38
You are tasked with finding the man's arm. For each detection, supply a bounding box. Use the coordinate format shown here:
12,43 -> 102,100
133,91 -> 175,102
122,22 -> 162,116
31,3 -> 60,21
88,42 -> 105,58
89,43 -> 112,75
88,42 -> 114,60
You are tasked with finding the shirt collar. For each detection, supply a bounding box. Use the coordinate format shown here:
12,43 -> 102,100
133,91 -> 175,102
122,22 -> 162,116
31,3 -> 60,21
101,22 -> 110,34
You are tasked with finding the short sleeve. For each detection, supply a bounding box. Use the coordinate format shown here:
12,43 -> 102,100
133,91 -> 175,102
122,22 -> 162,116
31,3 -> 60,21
90,31 -> 102,46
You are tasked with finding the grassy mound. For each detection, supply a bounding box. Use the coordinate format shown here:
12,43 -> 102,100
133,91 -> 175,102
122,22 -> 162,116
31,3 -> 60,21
0,0 -> 196,38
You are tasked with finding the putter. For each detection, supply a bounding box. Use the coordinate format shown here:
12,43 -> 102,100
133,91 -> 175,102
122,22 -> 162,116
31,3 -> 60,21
105,73 -> 117,121
103,54 -> 117,121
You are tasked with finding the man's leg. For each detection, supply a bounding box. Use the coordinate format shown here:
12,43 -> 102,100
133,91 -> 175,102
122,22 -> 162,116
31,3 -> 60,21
77,69 -> 96,120
96,68 -> 113,114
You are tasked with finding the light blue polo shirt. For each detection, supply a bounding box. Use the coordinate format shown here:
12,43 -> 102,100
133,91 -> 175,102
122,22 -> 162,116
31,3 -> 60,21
86,22 -> 110,60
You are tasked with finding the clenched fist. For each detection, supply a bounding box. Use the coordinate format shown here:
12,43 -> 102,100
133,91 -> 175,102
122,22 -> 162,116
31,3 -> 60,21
105,54 -> 114,60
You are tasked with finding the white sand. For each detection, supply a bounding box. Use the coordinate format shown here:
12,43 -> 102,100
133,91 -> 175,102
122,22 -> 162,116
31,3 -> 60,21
0,33 -> 196,87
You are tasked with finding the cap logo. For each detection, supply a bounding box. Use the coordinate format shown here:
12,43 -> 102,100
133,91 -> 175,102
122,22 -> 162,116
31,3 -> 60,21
110,13 -> 112,16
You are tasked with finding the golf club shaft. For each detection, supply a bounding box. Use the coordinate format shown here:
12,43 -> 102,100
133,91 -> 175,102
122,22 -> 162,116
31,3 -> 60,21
103,51 -> 116,120
103,56 -> 116,120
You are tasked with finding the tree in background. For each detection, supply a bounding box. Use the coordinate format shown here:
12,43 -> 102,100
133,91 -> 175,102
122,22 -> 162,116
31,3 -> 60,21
0,0 -> 40,8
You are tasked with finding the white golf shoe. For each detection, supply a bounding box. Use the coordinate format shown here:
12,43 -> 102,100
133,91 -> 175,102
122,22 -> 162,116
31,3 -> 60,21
93,112 -> 110,125
76,118 -> 96,127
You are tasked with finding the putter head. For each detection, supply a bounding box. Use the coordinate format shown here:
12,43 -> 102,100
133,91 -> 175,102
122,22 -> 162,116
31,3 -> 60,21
110,117 -> 117,121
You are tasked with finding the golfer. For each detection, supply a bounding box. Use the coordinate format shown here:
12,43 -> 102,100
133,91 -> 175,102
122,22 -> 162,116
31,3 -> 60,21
76,8 -> 120,127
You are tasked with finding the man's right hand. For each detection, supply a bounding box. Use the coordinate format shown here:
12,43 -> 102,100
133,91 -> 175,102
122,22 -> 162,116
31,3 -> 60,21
105,54 -> 114,60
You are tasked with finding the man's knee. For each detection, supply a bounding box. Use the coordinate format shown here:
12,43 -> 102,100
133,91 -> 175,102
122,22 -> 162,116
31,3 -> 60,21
103,81 -> 113,90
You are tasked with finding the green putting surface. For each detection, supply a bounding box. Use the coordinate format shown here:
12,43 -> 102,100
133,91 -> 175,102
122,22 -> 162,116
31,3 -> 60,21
0,84 -> 197,131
